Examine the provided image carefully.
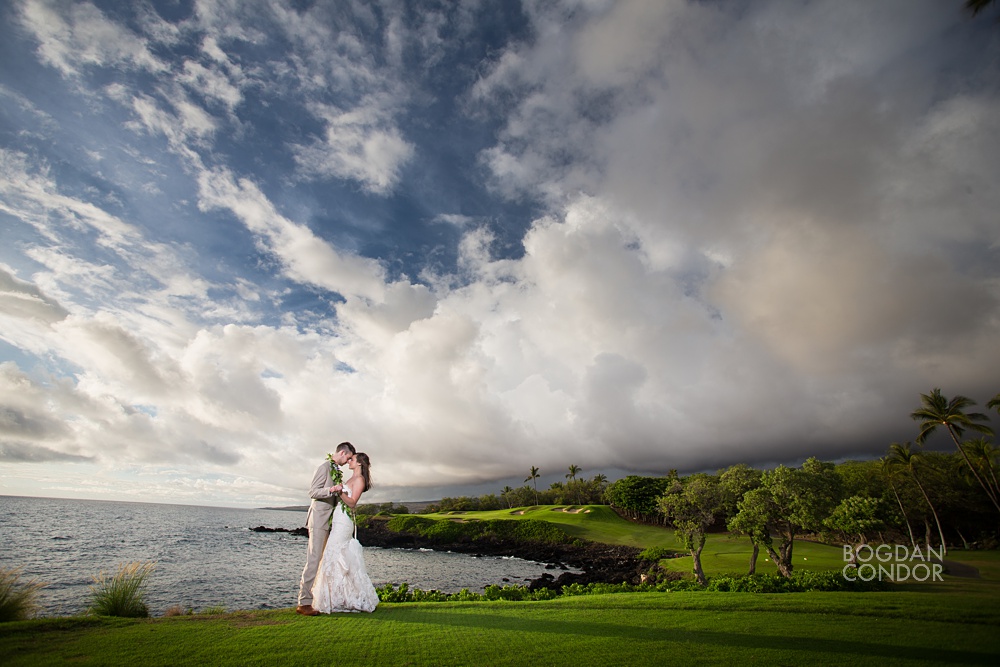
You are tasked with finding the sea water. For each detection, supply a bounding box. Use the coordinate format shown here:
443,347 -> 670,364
0,495 -> 560,616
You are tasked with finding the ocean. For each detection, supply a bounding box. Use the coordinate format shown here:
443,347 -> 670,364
0,495 -> 559,616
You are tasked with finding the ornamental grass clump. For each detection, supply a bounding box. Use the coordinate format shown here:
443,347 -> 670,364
0,567 -> 45,622
88,561 -> 156,618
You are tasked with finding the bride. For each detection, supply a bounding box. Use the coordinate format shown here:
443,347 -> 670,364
311,452 -> 379,613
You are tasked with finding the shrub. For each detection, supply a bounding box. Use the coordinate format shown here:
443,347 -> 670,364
422,520 -> 468,543
701,571 -> 891,593
482,584 -> 529,601
199,605 -> 227,615
376,582 -> 413,603
411,588 -> 450,602
638,546 -> 675,562
387,515 -> 434,533
163,605 -> 192,617
451,588 -> 482,602
88,561 -> 156,618
0,567 -> 45,622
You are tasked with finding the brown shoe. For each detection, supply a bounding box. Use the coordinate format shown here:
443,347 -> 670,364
296,605 -> 320,616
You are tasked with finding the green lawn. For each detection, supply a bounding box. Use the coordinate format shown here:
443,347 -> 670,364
3,504 -> 999,666
3,587 -> 999,666
423,505 -> 983,579
427,504 -> 682,547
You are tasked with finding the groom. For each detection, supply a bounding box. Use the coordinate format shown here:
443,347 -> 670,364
296,440 -> 356,616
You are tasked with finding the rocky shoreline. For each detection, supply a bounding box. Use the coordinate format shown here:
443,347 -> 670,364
249,520 -> 646,589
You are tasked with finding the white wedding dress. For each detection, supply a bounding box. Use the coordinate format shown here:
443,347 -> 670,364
312,501 -> 379,613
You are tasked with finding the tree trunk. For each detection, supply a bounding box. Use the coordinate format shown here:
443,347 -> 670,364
912,472 -> 948,556
747,542 -> 759,575
763,544 -> 791,577
888,477 -> 917,548
780,538 -> 794,577
956,526 -> 970,550
770,528 -> 794,578
691,534 -> 707,586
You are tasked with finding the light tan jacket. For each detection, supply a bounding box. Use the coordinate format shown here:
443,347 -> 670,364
304,460 -> 339,532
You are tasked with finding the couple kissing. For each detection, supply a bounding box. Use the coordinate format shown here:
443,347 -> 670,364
296,441 -> 378,616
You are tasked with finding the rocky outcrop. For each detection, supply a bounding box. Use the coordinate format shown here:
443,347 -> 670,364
249,525 -> 308,537
249,518 -> 646,588
357,517 -> 645,589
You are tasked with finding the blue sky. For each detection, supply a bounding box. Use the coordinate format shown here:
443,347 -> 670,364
1,0 -> 999,508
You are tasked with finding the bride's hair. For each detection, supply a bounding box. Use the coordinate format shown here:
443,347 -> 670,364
354,452 -> 372,492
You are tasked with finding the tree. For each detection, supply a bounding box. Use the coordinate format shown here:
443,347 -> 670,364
525,466 -> 541,506
824,495 -> 884,565
500,486 -> 514,509
880,457 -> 917,548
911,388 -> 998,512
566,465 -> 582,503
657,474 -> 722,585
728,458 -> 841,577
718,464 -> 764,574
961,437 -> 1000,499
988,392 -> 1000,414
886,442 -> 947,554
606,475 -> 672,523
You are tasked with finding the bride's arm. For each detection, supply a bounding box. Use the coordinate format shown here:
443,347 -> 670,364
339,478 -> 364,509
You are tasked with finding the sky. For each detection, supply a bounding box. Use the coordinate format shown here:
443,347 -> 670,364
1,0 -> 999,509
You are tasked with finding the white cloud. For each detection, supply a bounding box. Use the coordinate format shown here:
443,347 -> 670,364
18,0 -> 167,78
3,0 -> 999,507
292,99 -> 414,194
0,149 -> 139,247
196,167 -> 389,302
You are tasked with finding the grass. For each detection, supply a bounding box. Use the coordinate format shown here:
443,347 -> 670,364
431,505 -> 679,548
2,587 -> 998,666
0,568 -> 44,622
3,506 -> 998,665
88,561 -> 156,618
421,505 -> 962,580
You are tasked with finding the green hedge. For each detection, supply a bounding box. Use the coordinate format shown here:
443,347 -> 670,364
374,571 -> 890,604
705,570 -> 889,593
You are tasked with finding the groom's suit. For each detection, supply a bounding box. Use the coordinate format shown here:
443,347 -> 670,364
297,459 -> 340,606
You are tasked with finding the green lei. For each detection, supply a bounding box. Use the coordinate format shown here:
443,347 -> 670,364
325,453 -> 344,486
325,453 -> 355,525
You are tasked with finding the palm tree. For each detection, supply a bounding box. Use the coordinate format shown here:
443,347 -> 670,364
525,466 -> 541,506
501,486 -> 514,509
880,456 -> 917,549
886,442 -> 947,554
566,465 -> 582,504
988,392 -> 1000,414
961,438 -> 1000,497
911,388 -> 998,512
